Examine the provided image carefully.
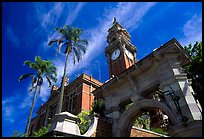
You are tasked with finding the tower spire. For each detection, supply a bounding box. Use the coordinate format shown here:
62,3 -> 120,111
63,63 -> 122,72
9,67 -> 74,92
113,17 -> 116,24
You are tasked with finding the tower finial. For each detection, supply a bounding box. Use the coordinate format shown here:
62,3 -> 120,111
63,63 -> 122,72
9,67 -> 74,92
113,17 -> 116,24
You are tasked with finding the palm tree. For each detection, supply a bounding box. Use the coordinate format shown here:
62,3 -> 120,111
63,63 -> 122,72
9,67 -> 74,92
19,56 -> 57,137
48,25 -> 88,114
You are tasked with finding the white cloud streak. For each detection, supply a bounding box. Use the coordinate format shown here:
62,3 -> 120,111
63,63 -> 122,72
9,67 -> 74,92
179,14 -> 202,46
33,2 -> 86,101
2,94 -> 19,124
65,2 -> 86,25
55,2 -> 157,79
46,2 -> 86,46
34,2 -> 64,32
24,2 -> 156,102
6,26 -> 20,47
2,106 -> 15,123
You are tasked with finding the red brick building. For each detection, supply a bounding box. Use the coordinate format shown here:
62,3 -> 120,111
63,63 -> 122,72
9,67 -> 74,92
28,18 -> 169,137
28,74 -> 102,136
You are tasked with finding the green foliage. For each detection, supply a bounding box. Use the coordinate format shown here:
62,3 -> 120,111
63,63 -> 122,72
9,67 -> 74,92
151,128 -> 168,135
11,130 -> 25,137
48,25 -> 88,64
77,110 -> 91,135
134,113 -> 151,130
184,41 -> 202,107
125,102 -> 133,110
90,98 -> 105,116
11,124 -> 51,137
19,56 -> 58,91
48,25 -> 88,114
32,124 -> 51,137
19,56 -> 57,137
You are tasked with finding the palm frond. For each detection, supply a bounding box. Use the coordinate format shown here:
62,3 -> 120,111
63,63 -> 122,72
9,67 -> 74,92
23,60 -> 32,66
35,56 -> 42,66
29,85 -> 37,94
75,43 -> 87,54
45,65 -> 57,78
24,60 -> 39,70
57,42 -> 65,53
19,73 -> 34,82
48,39 -> 58,46
78,39 -> 88,46
37,76 -> 43,86
32,75 -> 37,87
38,85 -> 41,95
72,50 -> 76,65
46,74 -> 57,83
65,44 -> 72,55
55,27 -> 67,38
72,47 -> 81,63
46,77 -> 52,88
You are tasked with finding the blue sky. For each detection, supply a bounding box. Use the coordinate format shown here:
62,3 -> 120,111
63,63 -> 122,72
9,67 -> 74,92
2,2 -> 202,137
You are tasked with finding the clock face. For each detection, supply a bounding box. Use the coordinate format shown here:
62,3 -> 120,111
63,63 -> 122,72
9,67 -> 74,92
111,49 -> 120,60
125,49 -> 134,60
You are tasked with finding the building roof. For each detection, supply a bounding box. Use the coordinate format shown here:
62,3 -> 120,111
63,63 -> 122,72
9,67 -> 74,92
36,73 -> 103,114
93,38 -> 191,96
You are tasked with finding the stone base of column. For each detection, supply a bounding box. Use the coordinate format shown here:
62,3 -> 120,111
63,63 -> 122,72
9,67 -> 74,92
168,120 -> 202,137
48,112 -> 81,136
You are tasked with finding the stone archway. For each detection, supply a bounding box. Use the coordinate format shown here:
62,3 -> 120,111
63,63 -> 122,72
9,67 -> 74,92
115,99 -> 179,137
97,38 -> 202,137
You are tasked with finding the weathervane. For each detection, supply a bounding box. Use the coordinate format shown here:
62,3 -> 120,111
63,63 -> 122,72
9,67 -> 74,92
113,17 -> 116,24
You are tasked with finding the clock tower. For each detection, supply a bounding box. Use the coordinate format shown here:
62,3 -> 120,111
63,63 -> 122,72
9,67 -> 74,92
105,17 -> 137,77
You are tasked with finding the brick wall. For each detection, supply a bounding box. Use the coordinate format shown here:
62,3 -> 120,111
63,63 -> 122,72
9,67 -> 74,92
91,116 -> 112,137
130,126 -> 166,137
28,115 -> 40,136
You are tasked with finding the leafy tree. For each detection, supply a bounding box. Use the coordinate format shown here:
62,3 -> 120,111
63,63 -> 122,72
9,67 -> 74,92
19,56 -> 57,137
11,130 -> 25,137
151,128 -> 168,135
32,124 -> 51,137
77,110 -> 91,135
48,25 -> 88,114
90,98 -> 105,116
184,41 -> 202,107
134,113 -> 151,130
11,124 -> 51,137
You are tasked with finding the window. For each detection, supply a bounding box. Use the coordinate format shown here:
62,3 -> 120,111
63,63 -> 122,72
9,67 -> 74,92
37,113 -> 46,130
112,37 -> 116,42
49,104 -> 57,120
66,92 -> 76,113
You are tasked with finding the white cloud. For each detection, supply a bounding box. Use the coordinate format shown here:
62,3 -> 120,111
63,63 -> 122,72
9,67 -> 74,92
2,95 -> 19,124
34,2 -> 157,96
179,14 -> 202,46
6,26 -> 20,47
18,93 -> 33,109
65,2 -> 86,25
54,2 -> 157,79
2,84 -> 52,127
2,95 -> 20,105
38,80 -> 53,102
2,106 -> 15,123
47,2 -> 86,41
34,2 -> 64,32
3,106 -> 14,117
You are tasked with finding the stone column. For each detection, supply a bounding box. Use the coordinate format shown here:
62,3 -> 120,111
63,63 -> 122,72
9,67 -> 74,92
104,95 -> 120,137
48,112 -> 81,136
158,55 -> 202,123
157,55 -> 202,137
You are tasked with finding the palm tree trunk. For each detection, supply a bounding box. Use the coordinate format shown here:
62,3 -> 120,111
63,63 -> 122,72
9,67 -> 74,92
24,86 -> 38,137
57,54 -> 69,114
